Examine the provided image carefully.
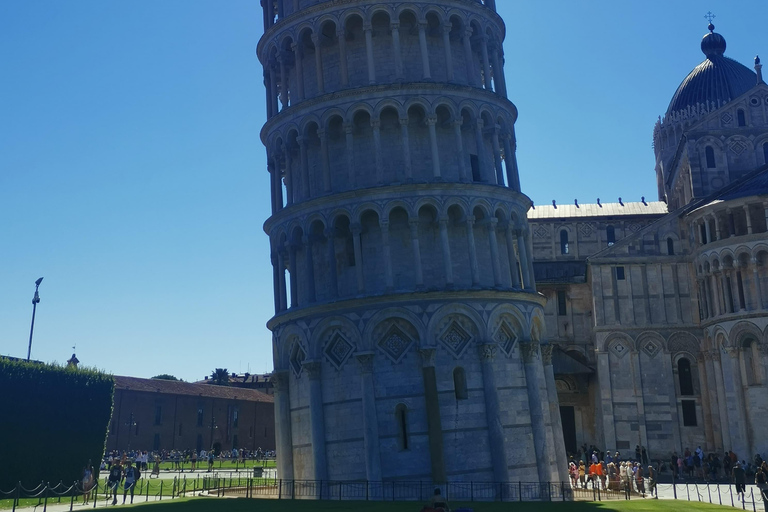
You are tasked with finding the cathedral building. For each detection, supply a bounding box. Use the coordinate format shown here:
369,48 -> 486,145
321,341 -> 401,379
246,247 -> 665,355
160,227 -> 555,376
533,23 -> 768,461
258,0 -> 567,486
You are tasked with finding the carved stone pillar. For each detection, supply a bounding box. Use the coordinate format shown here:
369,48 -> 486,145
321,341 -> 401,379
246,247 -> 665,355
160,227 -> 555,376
744,205 -> 753,234
399,118 -> 413,181
317,129 -> 331,192
344,123 -> 355,188
490,45 -> 507,97
596,350 -> 617,452
479,35 -> 492,91
491,125 -> 504,185
380,220 -> 394,291
452,120 -> 468,181
351,223 -> 365,294
487,218 -> 503,287
711,349 -> 732,450
517,229 -> 533,290
272,371 -> 294,481
288,242 -> 298,308
278,52 -> 288,108
283,143 -> 293,206
292,43 -> 304,102
311,34 -> 324,94
325,228 -> 338,298
474,119 -> 488,182
297,136 -> 310,200
303,235 -> 316,303
520,341 -> 550,483
719,346 -> 749,457
337,28 -> 349,86
304,361 -> 328,482
466,216 -> 481,286
478,343 -> 510,483
462,29 -> 478,86
271,251 -> 281,312
441,24 -> 455,81
277,249 -> 287,310
364,24 -> 376,84
410,220 -> 424,288
372,119 -> 384,184
426,116 -> 441,179
417,21 -> 431,79
355,353 -> 382,483
438,217 -> 453,286
390,22 -> 404,81
541,345 -> 569,483
752,258 -> 764,309
505,223 -> 522,288
419,348 -> 446,483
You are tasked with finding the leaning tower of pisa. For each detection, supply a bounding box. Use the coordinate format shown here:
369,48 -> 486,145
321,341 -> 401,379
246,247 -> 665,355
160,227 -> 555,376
259,0 -> 566,487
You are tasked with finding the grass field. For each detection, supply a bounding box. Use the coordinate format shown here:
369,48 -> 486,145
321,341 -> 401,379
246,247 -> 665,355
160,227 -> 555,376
126,497 -> 734,511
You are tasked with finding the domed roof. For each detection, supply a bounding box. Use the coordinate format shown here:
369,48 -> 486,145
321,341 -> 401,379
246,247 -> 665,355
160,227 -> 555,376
666,24 -> 756,116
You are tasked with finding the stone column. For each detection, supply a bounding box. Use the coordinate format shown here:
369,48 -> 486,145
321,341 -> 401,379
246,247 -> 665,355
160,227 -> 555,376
505,223 -> 522,288
417,21 -> 431,80
277,248 -> 288,311
744,205 -> 753,234
297,136 -> 309,200
351,223 -> 365,294
542,345 -> 570,483
325,228 -> 338,298
703,351 -> 723,451
662,350 -> 682,453
409,219 -> 424,289
491,125 -> 504,185
271,251 -> 281,312
501,132 -> 519,190
713,214 -> 721,241
292,43 -> 304,102
419,348 -> 446,483
698,357 -> 716,451
390,22 -> 404,81
355,353 -> 383,483
303,235 -> 316,303
364,24 -> 376,84
268,160 -> 277,214
462,29 -> 478,86
521,341 -> 551,484
487,218 -> 502,287
400,118 -> 413,181
278,52 -> 288,108
317,129 -> 331,193
269,63 -> 279,115
272,156 -> 284,210
426,116 -> 441,179
479,35 -> 492,91
630,348 -> 650,461
372,119 -> 384,184
704,217 -> 712,244
466,216 -> 481,286
474,119 -> 488,182
441,24 -> 455,81
344,123 -> 355,188
304,361 -> 328,483
311,34 -> 324,94
284,144 -> 294,206
272,371 -> 294,482
288,242 -> 298,308
478,343 -> 510,484
711,350 -> 732,451
490,45 -> 507,97
596,350 -> 617,451
438,217 -> 453,286
517,229 -> 533,290
697,279 -> 708,319
337,28 -> 349,86
752,258 -> 764,309
380,220 -> 394,291
452,120 -> 468,181
720,347 -> 749,457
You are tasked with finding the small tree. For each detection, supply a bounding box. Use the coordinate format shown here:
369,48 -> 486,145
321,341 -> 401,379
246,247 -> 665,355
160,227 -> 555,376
210,368 -> 230,386
151,374 -> 179,381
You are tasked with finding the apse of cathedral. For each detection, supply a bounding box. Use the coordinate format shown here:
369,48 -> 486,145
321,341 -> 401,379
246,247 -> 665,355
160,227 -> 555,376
531,22 -> 768,460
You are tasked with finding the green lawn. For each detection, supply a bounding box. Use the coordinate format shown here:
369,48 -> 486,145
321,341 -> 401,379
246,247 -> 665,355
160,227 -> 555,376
124,497 -> 733,511
153,459 -> 275,472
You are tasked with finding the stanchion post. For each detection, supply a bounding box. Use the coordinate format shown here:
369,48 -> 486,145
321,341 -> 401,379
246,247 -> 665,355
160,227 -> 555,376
43,482 -> 48,512
70,481 -> 76,511
160,480 -> 163,501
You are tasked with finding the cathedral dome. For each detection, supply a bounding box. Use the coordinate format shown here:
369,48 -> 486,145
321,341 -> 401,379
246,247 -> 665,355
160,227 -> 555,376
666,24 -> 756,116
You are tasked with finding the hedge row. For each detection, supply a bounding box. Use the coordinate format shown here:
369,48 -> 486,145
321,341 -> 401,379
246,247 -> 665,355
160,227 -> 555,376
0,358 -> 114,490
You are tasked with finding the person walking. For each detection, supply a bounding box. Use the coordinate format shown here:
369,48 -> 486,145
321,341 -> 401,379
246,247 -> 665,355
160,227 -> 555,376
81,462 -> 94,505
122,460 -> 140,504
733,461 -> 747,502
647,465 -> 657,498
755,462 -> 768,502
578,461 -> 586,488
107,461 -> 123,505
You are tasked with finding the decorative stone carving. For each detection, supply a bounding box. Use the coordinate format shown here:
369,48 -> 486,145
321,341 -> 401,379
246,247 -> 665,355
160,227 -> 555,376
323,330 -> 355,370
493,321 -> 518,356
579,223 -> 595,238
272,370 -> 290,392
304,361 -> 322,380
519,341 -> 540,363
377,323 -> 414,364
438,318 -> 474,358
668,332 -> 700,355
289,340 -> 306,378
478,343 -> 497,360
355,352 -> 375,373
540,344 -> 554,365
641,340 -> 661,359
419,348 -> 436,368
608,340 -> 630,359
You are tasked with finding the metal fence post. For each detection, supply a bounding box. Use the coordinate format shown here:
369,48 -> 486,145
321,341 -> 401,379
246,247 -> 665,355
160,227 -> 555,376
43,482 -> 49,512
70,481 -> 76,511
518,481 -> 522,502
160,480 -> 163,500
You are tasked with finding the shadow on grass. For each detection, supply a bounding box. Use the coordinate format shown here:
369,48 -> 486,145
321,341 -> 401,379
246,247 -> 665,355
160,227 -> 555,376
128,497 -> 730,512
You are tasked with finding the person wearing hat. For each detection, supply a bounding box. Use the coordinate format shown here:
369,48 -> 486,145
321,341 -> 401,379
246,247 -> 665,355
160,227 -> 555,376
122,459 -> 140,504
732,460 -> 746,502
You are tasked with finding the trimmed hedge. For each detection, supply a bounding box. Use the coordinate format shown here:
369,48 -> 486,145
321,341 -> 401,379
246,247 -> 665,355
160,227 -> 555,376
0,358 -> 114,490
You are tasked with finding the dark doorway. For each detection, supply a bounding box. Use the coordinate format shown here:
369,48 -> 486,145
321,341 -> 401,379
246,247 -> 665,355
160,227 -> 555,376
560,405 -> 577,455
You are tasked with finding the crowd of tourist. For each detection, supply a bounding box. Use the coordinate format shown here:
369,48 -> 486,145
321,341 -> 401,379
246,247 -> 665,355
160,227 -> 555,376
100,447 -> 275,474
567,443 -> 768,501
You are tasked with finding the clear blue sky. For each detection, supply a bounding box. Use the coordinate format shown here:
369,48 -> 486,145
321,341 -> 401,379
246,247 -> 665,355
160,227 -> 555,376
1,1 -> 765,381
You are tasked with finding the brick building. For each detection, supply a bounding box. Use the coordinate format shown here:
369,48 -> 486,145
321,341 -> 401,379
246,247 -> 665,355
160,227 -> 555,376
107,376 -> 275,454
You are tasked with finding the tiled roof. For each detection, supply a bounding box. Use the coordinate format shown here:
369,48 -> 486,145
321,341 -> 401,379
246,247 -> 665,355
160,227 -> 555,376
114,376 -> 274,403
527,201 -> 668,219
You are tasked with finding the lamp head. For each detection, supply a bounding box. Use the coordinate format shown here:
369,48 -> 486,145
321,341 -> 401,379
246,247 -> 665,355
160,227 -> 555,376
35,277 -> 44,287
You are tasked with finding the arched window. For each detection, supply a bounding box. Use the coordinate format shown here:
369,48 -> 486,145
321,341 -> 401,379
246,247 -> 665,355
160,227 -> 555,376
705,146 -> 716,168
395,404 -> 409,450
453,367 -> 468,400
763,142 -> 768,164
667,237 -> 675,255
678,358 -> 694,396
737,109 -> 746,127
560,229 -> 569,255
606,225 -> 616,246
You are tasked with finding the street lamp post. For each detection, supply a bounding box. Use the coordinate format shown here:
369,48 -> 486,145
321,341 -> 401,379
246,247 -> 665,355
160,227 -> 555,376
26,277 -> 44,360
